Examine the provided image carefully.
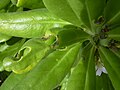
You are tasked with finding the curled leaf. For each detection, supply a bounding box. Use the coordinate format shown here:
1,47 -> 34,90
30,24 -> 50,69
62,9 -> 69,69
3,39 -> 50,74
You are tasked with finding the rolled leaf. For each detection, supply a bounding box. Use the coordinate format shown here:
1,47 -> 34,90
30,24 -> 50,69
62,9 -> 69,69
0,43 -> 81,90
3,39 -> 50,74
0,39 -> 26,71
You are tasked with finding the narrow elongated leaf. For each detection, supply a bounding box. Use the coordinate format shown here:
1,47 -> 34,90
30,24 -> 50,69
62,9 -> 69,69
57,28 -> 89,47
3,39 -> 50,74
99,46 -> 120,90
0,9 -> 68,38
84,47 -> 96,90
0,43 -> 80,90
107,27 -> 120,41
104,0 -> 120,25
65,44 -> 96,90
16,0 -> 45,9
65,58 -> 88,90
85,0 -> 106,32
43,0 -> 106,32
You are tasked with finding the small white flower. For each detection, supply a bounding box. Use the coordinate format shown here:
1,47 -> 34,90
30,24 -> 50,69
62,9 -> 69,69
96,59 -> 107,76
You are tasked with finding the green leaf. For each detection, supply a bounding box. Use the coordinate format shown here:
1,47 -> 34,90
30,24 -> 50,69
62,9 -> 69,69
0,33 -> 11,43
85,0 -> 106,21
0,72 -> 27,90
43,0 -> 86,27
65,44 -> 96,90
104,0 -> 120,25
0,43 -> 9,52
84,47 -> 96,90
43,0 -> 106,32
0,39 -> 26,71
57,28 -> 89,47
85,0 -> 106,31
6,4 -> 20,12
50,24 -> 78,35
11,0 -> 17,5
0,0 -> 10,10
0,8 -> 68,38
107,27 -> 120,41
0,43 -> 80,90
65,59 -> 87,90
110,48 -> 120,59
99,46 -> 120,90
3,39 -> 50,74
96,73 -> 114,90
16,0 -> 45,9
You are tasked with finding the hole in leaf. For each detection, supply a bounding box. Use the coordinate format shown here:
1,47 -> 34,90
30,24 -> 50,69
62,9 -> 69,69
14,47 -> 31,61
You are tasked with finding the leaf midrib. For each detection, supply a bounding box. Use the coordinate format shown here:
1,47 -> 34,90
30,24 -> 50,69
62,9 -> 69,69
32,46 -> 77,89
11,46 -> 77,90
100,47 -> 120,79
66,0 -> 81,22
85,1 -> 94,33
107,11 -> 120,24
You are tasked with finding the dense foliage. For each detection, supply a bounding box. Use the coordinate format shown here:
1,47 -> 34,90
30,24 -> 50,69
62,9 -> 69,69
0,0 -> 120,90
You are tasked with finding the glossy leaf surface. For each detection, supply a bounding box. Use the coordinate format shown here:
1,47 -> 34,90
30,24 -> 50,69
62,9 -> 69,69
57,28 -> 89,47
0,9 -> 68,38
0,0 -> 120,90
3,39 -> 50,74
65,44 -> 96,90
43,0 -> 106,31
0,33 -> 11,43
0,39 -> 26,71
0,44 -> 80,90
43,0 -> 86,27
